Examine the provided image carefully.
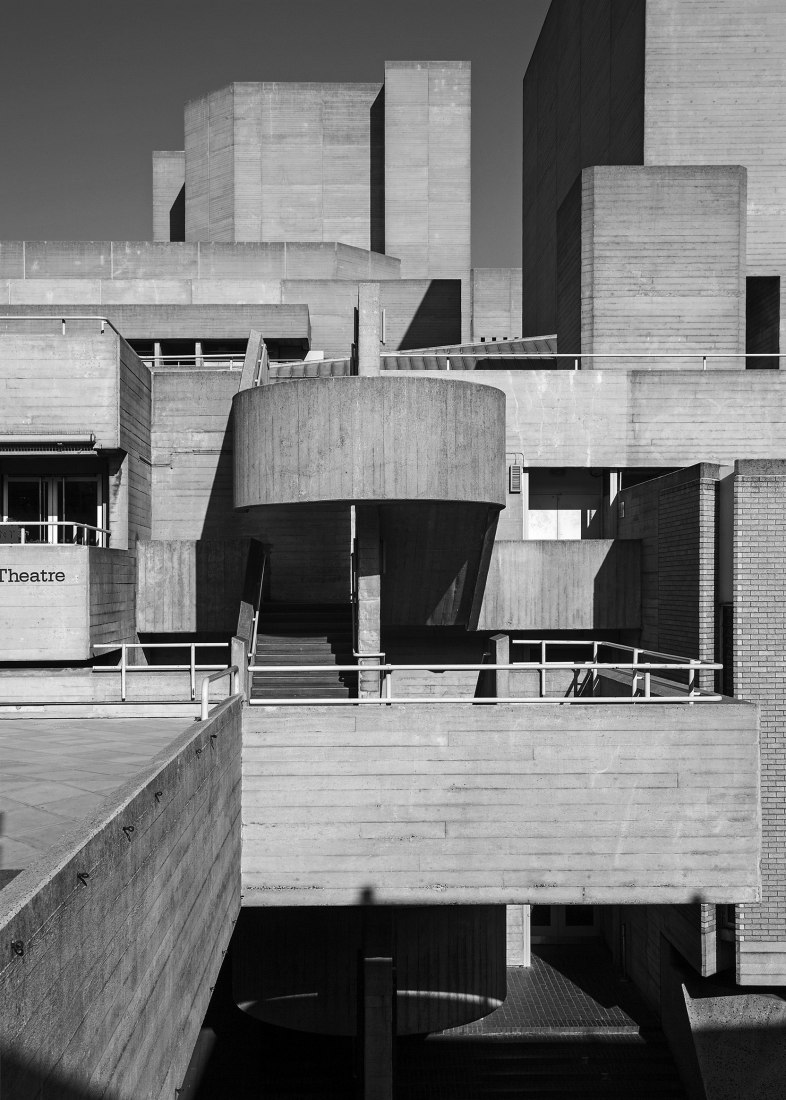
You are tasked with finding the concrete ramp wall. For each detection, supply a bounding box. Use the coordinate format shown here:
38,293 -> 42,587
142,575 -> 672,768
0,698 -> 242,1099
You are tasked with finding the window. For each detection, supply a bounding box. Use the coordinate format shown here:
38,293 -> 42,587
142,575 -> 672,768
2,476 -> 104,546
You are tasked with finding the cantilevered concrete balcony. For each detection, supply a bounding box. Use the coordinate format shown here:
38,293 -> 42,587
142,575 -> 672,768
241,701 -> 761,908
232,376 -> 505,508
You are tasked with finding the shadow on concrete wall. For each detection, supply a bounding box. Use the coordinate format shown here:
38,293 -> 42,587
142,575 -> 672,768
592,541 -> 641,633
398,281 -> 462,349
370,89 -> 385,255
0,1052 -> 116,1100
169,185 -> 186,243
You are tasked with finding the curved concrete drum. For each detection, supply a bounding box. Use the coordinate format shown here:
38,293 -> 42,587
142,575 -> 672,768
234,904 -> 507,1036
233,375 -> 506,508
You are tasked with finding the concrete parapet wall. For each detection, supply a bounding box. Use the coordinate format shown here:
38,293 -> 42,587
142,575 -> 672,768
241,701 -> 760,907
0,240 -> 400,282
0,698 -> 242,1098
451,369 -> 786,467
478,539 -> 641,631
233,376 -> 506,507
136,539 -> 250,634
0,333 -> 119,445
0,547 -> 135,662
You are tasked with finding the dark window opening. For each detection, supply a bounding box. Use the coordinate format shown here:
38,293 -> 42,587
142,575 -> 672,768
746,275 -> 780,369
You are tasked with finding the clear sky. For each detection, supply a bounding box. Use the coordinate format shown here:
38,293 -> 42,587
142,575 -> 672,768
0,0 -> 550,267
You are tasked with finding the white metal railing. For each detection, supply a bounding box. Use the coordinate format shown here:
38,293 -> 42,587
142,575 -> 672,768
248,656 -> 722,706
140,354 -> 245,370
384,351 -> 782,371
0,521 -> 110,547
200,665 -> 240,720
0,315 -> 121,336
511,639 -> 713,696
92,642 -> 230,702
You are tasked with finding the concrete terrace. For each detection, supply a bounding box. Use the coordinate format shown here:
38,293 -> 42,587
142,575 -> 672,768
0,716 -> 189,879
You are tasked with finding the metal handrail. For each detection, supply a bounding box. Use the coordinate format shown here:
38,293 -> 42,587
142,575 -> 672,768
0,520 -> 111,546
0,315 -> 122,337
249,659 -> 722,705
92,641 -> 231,702
511,639 -> 709,694
200,665 -> 240,720
140,354 -> 245,368
384,351 -> 781,371
248,555 -> 268,668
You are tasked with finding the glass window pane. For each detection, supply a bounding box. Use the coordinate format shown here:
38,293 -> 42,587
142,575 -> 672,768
6,480 -> 45,543
564,905 -> 595,927
530,905 -> 552,927
62,479 -> 98,544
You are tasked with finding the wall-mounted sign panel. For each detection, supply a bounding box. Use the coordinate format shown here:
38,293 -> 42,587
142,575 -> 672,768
0,546 -> 134,661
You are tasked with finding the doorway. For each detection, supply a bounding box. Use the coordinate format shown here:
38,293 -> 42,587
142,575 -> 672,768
530,905 -> 600,944
3,475 -> 104,545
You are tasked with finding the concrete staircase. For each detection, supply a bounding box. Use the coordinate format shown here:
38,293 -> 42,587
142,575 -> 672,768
250,603 -> 356,701
400,1031 -> 688,1098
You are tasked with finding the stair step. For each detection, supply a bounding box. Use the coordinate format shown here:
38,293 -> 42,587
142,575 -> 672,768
255,653 -> 352,660
251,689 -> 352,699
251,604 -> 355,700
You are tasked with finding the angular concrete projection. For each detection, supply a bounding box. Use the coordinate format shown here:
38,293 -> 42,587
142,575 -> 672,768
568,166 -> 746,366
184,82 -> 381,247
241,703 -> 761,907
384,61 -> 472,339
478,539 -> 641,632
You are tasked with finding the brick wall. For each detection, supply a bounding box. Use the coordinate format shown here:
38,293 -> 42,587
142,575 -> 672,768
733,460 -> 786,983
618,464 -> 719,686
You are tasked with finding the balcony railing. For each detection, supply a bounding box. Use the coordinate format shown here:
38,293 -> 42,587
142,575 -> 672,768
0,521 -> 110,547
248,650 -> 722,705
139,353 -> 245,370
382,351 -> 782,371
92,641 -> 231,701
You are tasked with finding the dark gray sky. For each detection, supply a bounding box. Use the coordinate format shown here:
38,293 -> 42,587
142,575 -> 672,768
0,0 -> 549,267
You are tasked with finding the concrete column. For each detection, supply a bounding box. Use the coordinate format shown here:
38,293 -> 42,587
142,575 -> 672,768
358,283 -> 381,376
230,635 -> 248,701
489,632 -> 509,699
360,957 -> 394,1100
506,905 -> 531,966
356,505 -> 382,698
604,470 -> 620,538
107,454 -> 129,550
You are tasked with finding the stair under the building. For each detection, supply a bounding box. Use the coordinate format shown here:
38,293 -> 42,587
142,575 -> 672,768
250,603 -> 356,701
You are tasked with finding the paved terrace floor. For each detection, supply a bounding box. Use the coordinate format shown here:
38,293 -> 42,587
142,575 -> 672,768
0,716 -> 190,880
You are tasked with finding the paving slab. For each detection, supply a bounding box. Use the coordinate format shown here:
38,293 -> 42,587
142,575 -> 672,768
0,715 -> 191,880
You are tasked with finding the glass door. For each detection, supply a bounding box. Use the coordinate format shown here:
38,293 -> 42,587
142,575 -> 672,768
4,478 -> 47,544
530,905 -> 600,944
57,478 -> 101,544
3,476 -> 103,545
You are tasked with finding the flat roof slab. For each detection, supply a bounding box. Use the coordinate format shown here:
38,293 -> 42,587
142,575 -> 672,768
0,717 -> 189,877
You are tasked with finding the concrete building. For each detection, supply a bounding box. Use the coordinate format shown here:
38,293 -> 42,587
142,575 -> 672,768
1,5 -> 786,1096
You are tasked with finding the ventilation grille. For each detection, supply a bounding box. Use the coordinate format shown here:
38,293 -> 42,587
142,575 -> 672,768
509,465 -> 523,494
0,441 -> 96,454
0,433 -> 96,455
